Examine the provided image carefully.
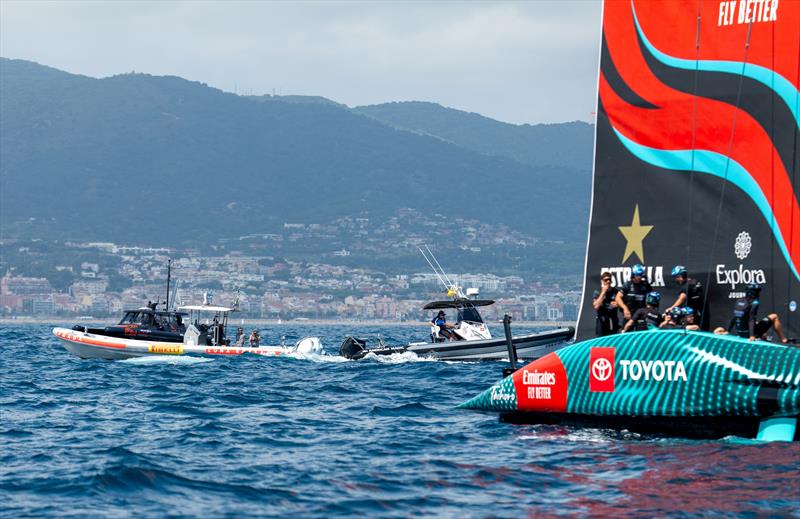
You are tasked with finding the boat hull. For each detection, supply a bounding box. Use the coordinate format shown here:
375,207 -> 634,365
341,327 -> 574,361
460,330 -> 800,440
53,327 -> 313,360
406,327 -> 574,361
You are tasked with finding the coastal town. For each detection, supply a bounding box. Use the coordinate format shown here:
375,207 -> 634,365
0,239 -> 580,324
0,209 -> 582,322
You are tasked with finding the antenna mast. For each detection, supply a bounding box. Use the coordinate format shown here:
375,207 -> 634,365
165,258 -> 171,310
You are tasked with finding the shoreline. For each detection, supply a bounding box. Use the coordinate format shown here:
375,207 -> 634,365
1,317 -> 575,328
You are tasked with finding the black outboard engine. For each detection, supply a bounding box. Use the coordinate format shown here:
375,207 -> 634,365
339,336 -> 368,360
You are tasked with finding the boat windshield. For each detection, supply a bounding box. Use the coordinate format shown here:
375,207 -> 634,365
118,311 -> 185,331
458,306 -> 484,323
119,311 -> 154,326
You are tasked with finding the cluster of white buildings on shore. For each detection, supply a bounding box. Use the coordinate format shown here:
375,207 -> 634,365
0,269 -> 579,323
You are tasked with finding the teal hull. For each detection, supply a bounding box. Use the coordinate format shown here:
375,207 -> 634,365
461,330 -> 799,440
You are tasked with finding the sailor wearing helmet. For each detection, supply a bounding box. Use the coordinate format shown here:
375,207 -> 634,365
619,263 -> 653,322
660,307 -> 685,330
622,291 -> 662,332
714,284 -> 791,343
664,265 -> 708,330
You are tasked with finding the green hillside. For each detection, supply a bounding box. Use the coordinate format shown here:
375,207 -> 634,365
0,58 -> 592,247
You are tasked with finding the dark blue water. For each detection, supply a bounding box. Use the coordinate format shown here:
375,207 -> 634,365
2,324 -> 798,517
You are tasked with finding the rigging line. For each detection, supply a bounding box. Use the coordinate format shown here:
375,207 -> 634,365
788,27 -> 800,331
426,244 -> 455,288
769,20 -> 776,315
686,2 -> 701,267
419,247 -> 450,291
701,20 -> 753,321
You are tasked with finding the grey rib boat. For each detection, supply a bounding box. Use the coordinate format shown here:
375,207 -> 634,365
339,298 -> 574,361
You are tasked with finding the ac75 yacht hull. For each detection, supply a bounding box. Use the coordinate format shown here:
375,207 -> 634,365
460,330 -> 800,441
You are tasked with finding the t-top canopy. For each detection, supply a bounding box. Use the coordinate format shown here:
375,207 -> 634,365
177,305 -> 234,313
127,307 -> 188,316
423,299 -> 495,310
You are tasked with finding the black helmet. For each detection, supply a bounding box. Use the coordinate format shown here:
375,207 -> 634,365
669,307 -> 683,320
745,283 -> 761,299
646,291 -> 661,306
437,310 -> 445,316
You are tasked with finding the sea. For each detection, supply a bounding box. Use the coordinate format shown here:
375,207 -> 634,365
2,323 -> 799,517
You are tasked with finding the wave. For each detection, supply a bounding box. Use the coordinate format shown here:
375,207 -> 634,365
361,351 -> 434,363
369,402 -> 434,417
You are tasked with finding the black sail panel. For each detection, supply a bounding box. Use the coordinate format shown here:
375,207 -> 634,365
577,1 -> 800,340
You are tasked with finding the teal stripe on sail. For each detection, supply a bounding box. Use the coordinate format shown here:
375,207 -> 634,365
631,0 -> 800,128
612,128 -> 800,283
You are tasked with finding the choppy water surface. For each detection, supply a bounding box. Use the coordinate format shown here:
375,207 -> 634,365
2,324 -> 798,517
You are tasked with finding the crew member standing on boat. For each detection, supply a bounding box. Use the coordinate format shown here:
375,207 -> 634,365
593,271 -> 622,336
619,264 -> 652,321
665,265 -> 708,330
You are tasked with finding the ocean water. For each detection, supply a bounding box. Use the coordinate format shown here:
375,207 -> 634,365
1,323 -> 798,517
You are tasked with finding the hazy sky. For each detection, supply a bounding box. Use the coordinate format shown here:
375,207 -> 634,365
0,1 -> 602,124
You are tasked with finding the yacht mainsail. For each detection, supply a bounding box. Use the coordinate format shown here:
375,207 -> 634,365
576,0 -> 799,340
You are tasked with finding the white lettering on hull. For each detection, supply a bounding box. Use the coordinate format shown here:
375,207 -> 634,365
522,370 -> 557,386
619,359 -> 688,382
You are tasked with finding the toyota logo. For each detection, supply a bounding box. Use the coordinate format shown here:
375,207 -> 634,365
592,357 -> 613,381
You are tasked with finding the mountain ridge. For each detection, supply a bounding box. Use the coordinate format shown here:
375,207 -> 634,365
0,57 -> 592,247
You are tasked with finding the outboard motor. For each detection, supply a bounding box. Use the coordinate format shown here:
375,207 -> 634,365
339,336 -> 368,360
294,336 -> 323,355
183,324 -> 202,346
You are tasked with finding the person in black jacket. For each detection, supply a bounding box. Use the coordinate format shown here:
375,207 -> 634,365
593,271 -> 623,336
665,265 -> 709,330
714,284 -> 790,343
619,263 -> 652,322
622,291 -> 662,332
660,307 -> 684,330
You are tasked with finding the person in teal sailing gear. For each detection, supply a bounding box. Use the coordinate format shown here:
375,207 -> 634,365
619,263 -> 652,323
714,284 -> 790,343
593,271 -> 623,336
622,291 -> 661,332
664,265 -> 708,330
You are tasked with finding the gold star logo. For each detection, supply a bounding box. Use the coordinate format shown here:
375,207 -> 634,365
618,204 -> 653,263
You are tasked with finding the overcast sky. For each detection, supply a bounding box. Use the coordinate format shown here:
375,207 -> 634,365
0,1 -> 602,124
